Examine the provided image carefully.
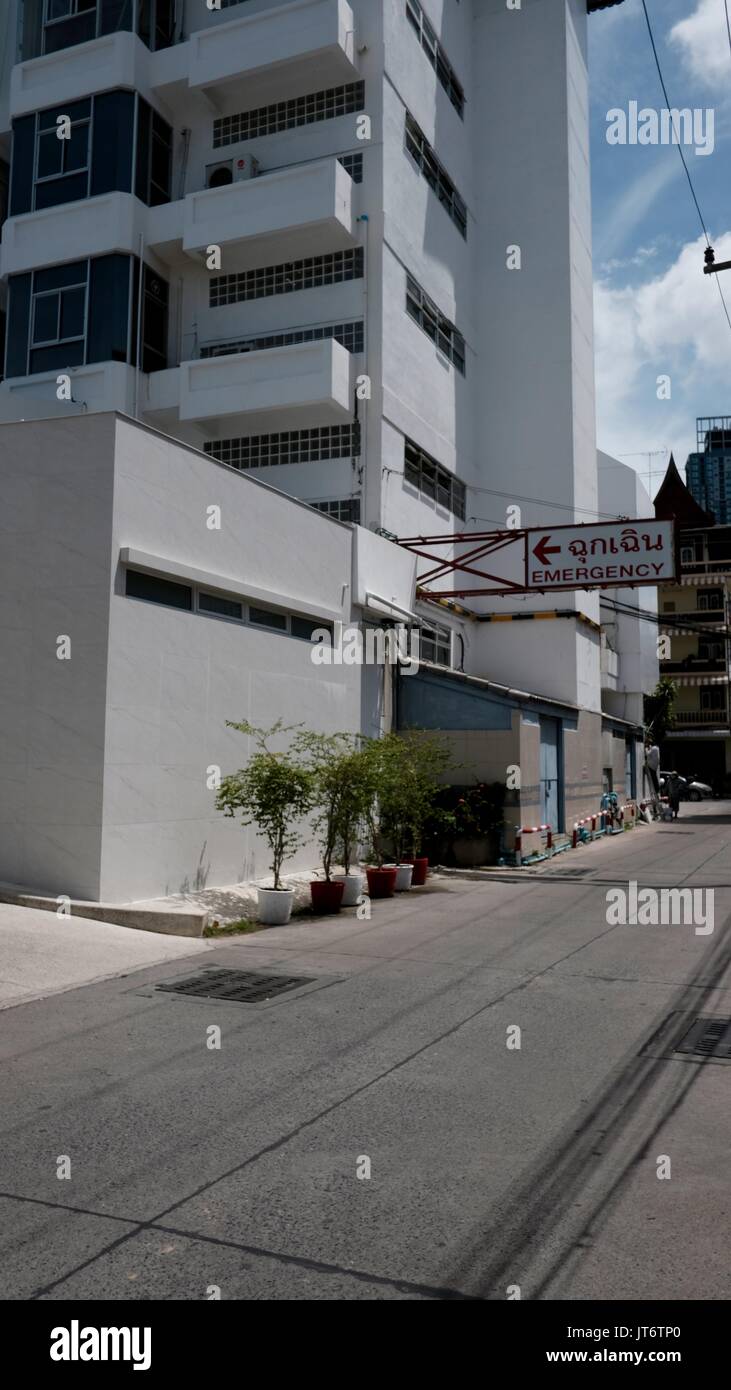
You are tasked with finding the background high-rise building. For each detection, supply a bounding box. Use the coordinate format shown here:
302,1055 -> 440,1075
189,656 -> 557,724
686,416 -> 731,525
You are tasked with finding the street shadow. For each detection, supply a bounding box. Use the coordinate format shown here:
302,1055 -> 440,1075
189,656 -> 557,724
441,911 -> 731,1299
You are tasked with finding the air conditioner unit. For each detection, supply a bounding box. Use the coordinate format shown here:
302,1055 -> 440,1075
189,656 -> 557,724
233,152 -> 260,181
206,160 -> 233,189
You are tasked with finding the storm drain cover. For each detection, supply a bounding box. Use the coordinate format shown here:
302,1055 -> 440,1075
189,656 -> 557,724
156,967 -> 314,1003
674,1016 -> 731,1060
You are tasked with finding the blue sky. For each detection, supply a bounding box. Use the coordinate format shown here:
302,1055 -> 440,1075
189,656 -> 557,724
588,0 -> 731,496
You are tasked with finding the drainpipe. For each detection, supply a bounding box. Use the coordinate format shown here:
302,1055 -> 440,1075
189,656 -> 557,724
178,128 -> 191,201
357,213 -> 369,524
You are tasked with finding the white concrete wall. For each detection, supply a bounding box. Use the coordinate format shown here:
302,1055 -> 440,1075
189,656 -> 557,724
0,413 -> 116,899
102,413 -> 363,901
598,451 -> 659,723
0,411 -> 371,902
468,0 -> 600,713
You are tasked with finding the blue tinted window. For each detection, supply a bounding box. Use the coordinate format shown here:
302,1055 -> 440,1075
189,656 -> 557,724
88,255 -> 132,365
5,274 -> 32,377
33,294 -> 59,344
126,569 -> 193,610
199,593 -> 244,620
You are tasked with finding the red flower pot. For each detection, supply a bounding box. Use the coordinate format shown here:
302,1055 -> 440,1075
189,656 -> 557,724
310,879 -> 345,915
405,856 -> 428,886
365,866 -> 398,899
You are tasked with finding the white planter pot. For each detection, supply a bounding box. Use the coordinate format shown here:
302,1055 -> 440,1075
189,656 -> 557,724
394,863 -> 413,892
333,872 -> 363,907
257,887 -> 295,926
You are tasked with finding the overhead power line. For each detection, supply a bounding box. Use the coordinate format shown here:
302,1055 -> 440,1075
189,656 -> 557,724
640,0 -> 731,334
600,595 -> 731,644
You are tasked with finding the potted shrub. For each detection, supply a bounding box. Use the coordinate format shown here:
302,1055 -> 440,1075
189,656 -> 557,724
295,731 -> 369,914
373,731 -> 452,888
404,854 -> 429,887
216,720 -> 314,925
452,782 -> 506,866
365,732 -> 452,893
331,743 -> 376,906
362,737 -> 399,898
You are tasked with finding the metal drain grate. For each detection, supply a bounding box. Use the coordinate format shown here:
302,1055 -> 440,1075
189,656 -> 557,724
675,1016 -> 731,1059
156,967 -> 314,1003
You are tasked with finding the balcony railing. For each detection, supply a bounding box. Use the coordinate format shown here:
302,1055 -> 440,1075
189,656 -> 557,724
661,609 -> 726,623
681,562 -> 731,575
673,709 -> 729,725
661,658 -> 727,674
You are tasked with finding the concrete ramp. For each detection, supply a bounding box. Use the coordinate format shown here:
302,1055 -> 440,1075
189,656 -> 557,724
0,904 -> 211,1011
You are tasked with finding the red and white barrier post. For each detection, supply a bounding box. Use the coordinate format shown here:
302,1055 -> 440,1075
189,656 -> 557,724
515,823 -> 552,867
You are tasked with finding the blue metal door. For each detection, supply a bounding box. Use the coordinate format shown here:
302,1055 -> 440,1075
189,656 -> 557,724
540,718 -> 560,828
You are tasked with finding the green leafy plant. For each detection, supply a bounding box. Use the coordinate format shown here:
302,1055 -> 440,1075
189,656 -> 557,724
203,919 -> 260,938
294,731 -> 375,880
366,731 -> 453,865
452,782 -> 506,838
216,720 -> 314,890
333,744 -> 379,874
421,782 -> 506,863
644,676 -> 678,744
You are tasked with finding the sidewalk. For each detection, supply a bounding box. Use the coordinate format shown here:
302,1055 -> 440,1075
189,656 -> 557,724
0,904 -> 210,1011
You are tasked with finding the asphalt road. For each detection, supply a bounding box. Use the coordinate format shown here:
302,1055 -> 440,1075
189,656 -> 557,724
1,803 -> 730,1301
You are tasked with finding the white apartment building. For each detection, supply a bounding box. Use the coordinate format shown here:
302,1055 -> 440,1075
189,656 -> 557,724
0,0 -> 644,899
1,0 -> 621,528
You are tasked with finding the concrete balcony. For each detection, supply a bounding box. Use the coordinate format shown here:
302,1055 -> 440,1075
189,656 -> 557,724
144,337 -> 354,434
0,193 -> 147,277
178,0 -> 357,108
9,30 -> 156,120
147,157 -> 356,269
0,361 -> 137,423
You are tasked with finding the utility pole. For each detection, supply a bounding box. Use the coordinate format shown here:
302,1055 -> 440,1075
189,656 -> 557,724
704,247 -> 731,276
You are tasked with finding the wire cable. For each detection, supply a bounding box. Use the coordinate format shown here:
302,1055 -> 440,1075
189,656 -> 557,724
600,594 -> 731,644
641,0 -> 731,334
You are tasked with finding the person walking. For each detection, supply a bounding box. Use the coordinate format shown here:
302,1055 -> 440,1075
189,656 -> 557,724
666,771 -> 682,820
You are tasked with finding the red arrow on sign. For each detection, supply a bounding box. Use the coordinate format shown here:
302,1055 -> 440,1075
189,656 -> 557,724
532,536 -> 561,566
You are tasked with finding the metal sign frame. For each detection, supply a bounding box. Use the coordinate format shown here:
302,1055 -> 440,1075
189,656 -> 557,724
398,520 -> 676,600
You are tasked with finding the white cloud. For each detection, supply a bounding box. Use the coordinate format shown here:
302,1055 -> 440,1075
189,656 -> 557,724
594,157 -> 680,264
600,243 -> 660,274
594,231 -> 731,472
670,0 -> 731,89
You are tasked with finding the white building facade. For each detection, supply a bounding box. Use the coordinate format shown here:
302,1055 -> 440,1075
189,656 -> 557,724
2,0 -> 610,533
0,410 -> 418,901
0,0 -> 648,899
